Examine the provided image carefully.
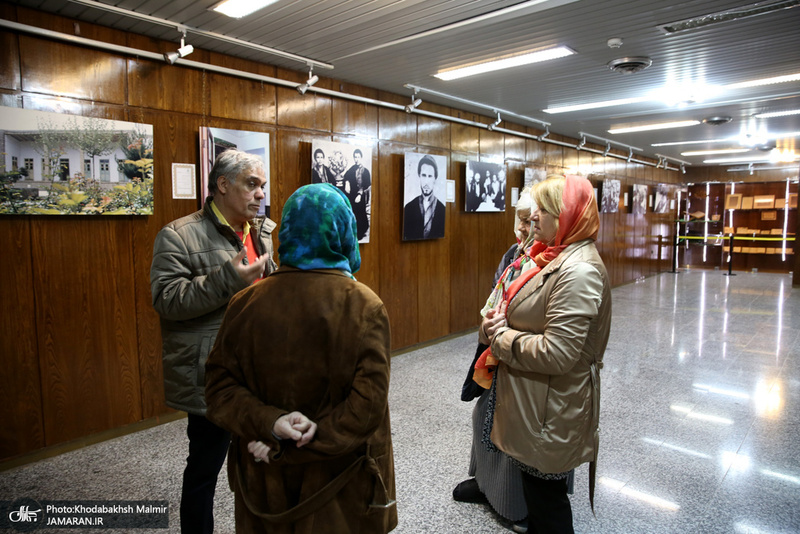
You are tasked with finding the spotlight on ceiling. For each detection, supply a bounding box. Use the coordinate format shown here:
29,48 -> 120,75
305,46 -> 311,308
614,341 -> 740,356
164,32 -> 193,64
487,112 -> 502,131
404,96 -> 422,113
703,116 -> 732,126
296,68 -> 318,95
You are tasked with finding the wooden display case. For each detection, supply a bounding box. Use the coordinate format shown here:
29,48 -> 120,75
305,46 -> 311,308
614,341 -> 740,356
681,180 -> 797,273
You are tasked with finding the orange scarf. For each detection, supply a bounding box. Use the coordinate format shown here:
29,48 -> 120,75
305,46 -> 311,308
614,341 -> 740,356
473,176 -> 599,388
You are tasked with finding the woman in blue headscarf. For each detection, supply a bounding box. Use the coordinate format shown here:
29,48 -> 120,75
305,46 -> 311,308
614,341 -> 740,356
206,184 -> 397,533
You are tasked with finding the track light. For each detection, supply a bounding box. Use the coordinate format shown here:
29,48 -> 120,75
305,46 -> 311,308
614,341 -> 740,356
404,96 -> 422,113
296,68 -> 318,95
487,112 -> 502,131
681,164 -> 686,174
577,135 -> 586,151
164,32 -> 193,64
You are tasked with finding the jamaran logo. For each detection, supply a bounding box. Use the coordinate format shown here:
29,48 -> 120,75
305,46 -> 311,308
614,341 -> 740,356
6,499 -> 44,532
9,505 -> 41,522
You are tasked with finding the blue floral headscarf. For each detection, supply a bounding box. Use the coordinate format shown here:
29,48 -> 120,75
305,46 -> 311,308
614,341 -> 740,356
278,184 -> 361,274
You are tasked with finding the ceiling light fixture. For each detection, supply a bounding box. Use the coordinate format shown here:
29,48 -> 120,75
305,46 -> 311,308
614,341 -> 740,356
404,91 -> 422,113
487,112 -> 502,131
543,96 -> 648,114
434,46 -> 574,81
681,148 -> 751,156
755,109 -> 800,118
658,0 -> 800,34
703,155 -> 783,164
652,138 -> 731,147
544,71 -> 800,114
403,84 -> 551,128
725,72 -> 800,90
164,30 -> 194,64
609,120 -> 701,134
211,0 -> 279,18
296,67 -> 318,95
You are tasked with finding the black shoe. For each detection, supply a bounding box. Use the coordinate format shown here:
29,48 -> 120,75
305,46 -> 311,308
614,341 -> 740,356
452,478 -> 488,504
511,518 -> 528,533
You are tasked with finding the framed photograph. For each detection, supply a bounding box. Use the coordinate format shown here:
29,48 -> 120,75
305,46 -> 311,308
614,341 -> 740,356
403,153 -> 448,240
741,196 -> 754,209
653,183 -> 670,214
761,210 -> 777,221
601,179 -> 621,213
523,166 -> 546,188
200,126 -> 270,216
631,184 -> 647,215
788,193 -> 798,209
0,105 -> 153,215
753,195 -> 775,209
725,193 -> 742,210
465,160 -> 506,212
310,140 -> 373,243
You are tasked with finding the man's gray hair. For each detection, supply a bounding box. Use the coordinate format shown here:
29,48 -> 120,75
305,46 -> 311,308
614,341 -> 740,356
208,149 -> 265,195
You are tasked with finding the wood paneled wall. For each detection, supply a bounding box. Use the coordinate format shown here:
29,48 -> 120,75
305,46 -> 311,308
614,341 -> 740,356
0,4 -> 683,461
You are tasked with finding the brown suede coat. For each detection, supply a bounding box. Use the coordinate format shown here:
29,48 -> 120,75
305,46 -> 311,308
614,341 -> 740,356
205,267 -> 396,534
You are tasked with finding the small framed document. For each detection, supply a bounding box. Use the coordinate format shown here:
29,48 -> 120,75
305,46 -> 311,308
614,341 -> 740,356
172,163 -> 197,200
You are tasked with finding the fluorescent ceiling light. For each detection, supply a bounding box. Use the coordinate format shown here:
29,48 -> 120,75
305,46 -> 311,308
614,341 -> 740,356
609,120 -> 700,134
434,46 -> 574,81
212,0 -> 278,18
544,96 -> 648,114
543,71 -> 800,114
725,72 -> 800,90
755,109 -> 800,118
681,149 -> 750,156
652,138 -> 731,147
704,155 -> 774,164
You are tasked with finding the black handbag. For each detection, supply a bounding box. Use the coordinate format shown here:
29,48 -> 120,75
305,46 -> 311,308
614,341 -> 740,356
460,342 -> 489,402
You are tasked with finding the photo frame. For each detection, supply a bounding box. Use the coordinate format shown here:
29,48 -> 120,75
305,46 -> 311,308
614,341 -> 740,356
631,184 -> 647,215
310,140 -> 373,243
601,179 -> 621,213
402,153 -> 448,240
753,195 -> 775,209
200,126 -> 270,216
0,105 -> 153,215
725,193 -> 742,210
653,184 -> 670,214
465,160 -> 506,212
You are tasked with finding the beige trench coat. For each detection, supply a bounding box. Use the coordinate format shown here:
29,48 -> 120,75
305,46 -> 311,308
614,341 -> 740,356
490,239 -> 612,474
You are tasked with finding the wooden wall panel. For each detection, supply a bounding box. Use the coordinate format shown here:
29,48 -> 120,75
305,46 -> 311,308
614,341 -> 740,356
332,82 -> 379,139
127,43 -> 205,115
449,155 -> 482,333
19,36 -> 126,104
417,112 -> 451,150
0,30 -> 20,91
208,54 -> 277,124
0,217 -> 44,458
32,218 -> 141,445
377,92 -> 416,145
378,142 -> 417,349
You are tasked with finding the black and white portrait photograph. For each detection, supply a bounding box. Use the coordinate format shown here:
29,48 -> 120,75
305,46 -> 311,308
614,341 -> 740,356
403,153 -> 447,240
200,126 -> 269,216
524,166 -> 546,189
310,140 -> 373,243
632,184 -> 647,215
601,179 -> 621,214
465,160 -> 506,212
654,183 -> 670,214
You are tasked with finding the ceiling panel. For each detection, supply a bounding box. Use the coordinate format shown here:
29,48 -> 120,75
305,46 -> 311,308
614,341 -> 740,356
7,0 -> 800,169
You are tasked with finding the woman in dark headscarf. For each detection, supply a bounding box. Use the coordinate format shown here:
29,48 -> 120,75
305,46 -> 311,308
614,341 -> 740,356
205,183 -> 397,534
476,175 -> 612,533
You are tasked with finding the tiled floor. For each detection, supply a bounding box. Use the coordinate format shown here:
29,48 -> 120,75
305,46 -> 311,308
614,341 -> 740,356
1,270 -> 798,533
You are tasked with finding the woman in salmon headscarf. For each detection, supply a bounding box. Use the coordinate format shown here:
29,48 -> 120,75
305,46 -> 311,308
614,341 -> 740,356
475,174 -> 612,533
